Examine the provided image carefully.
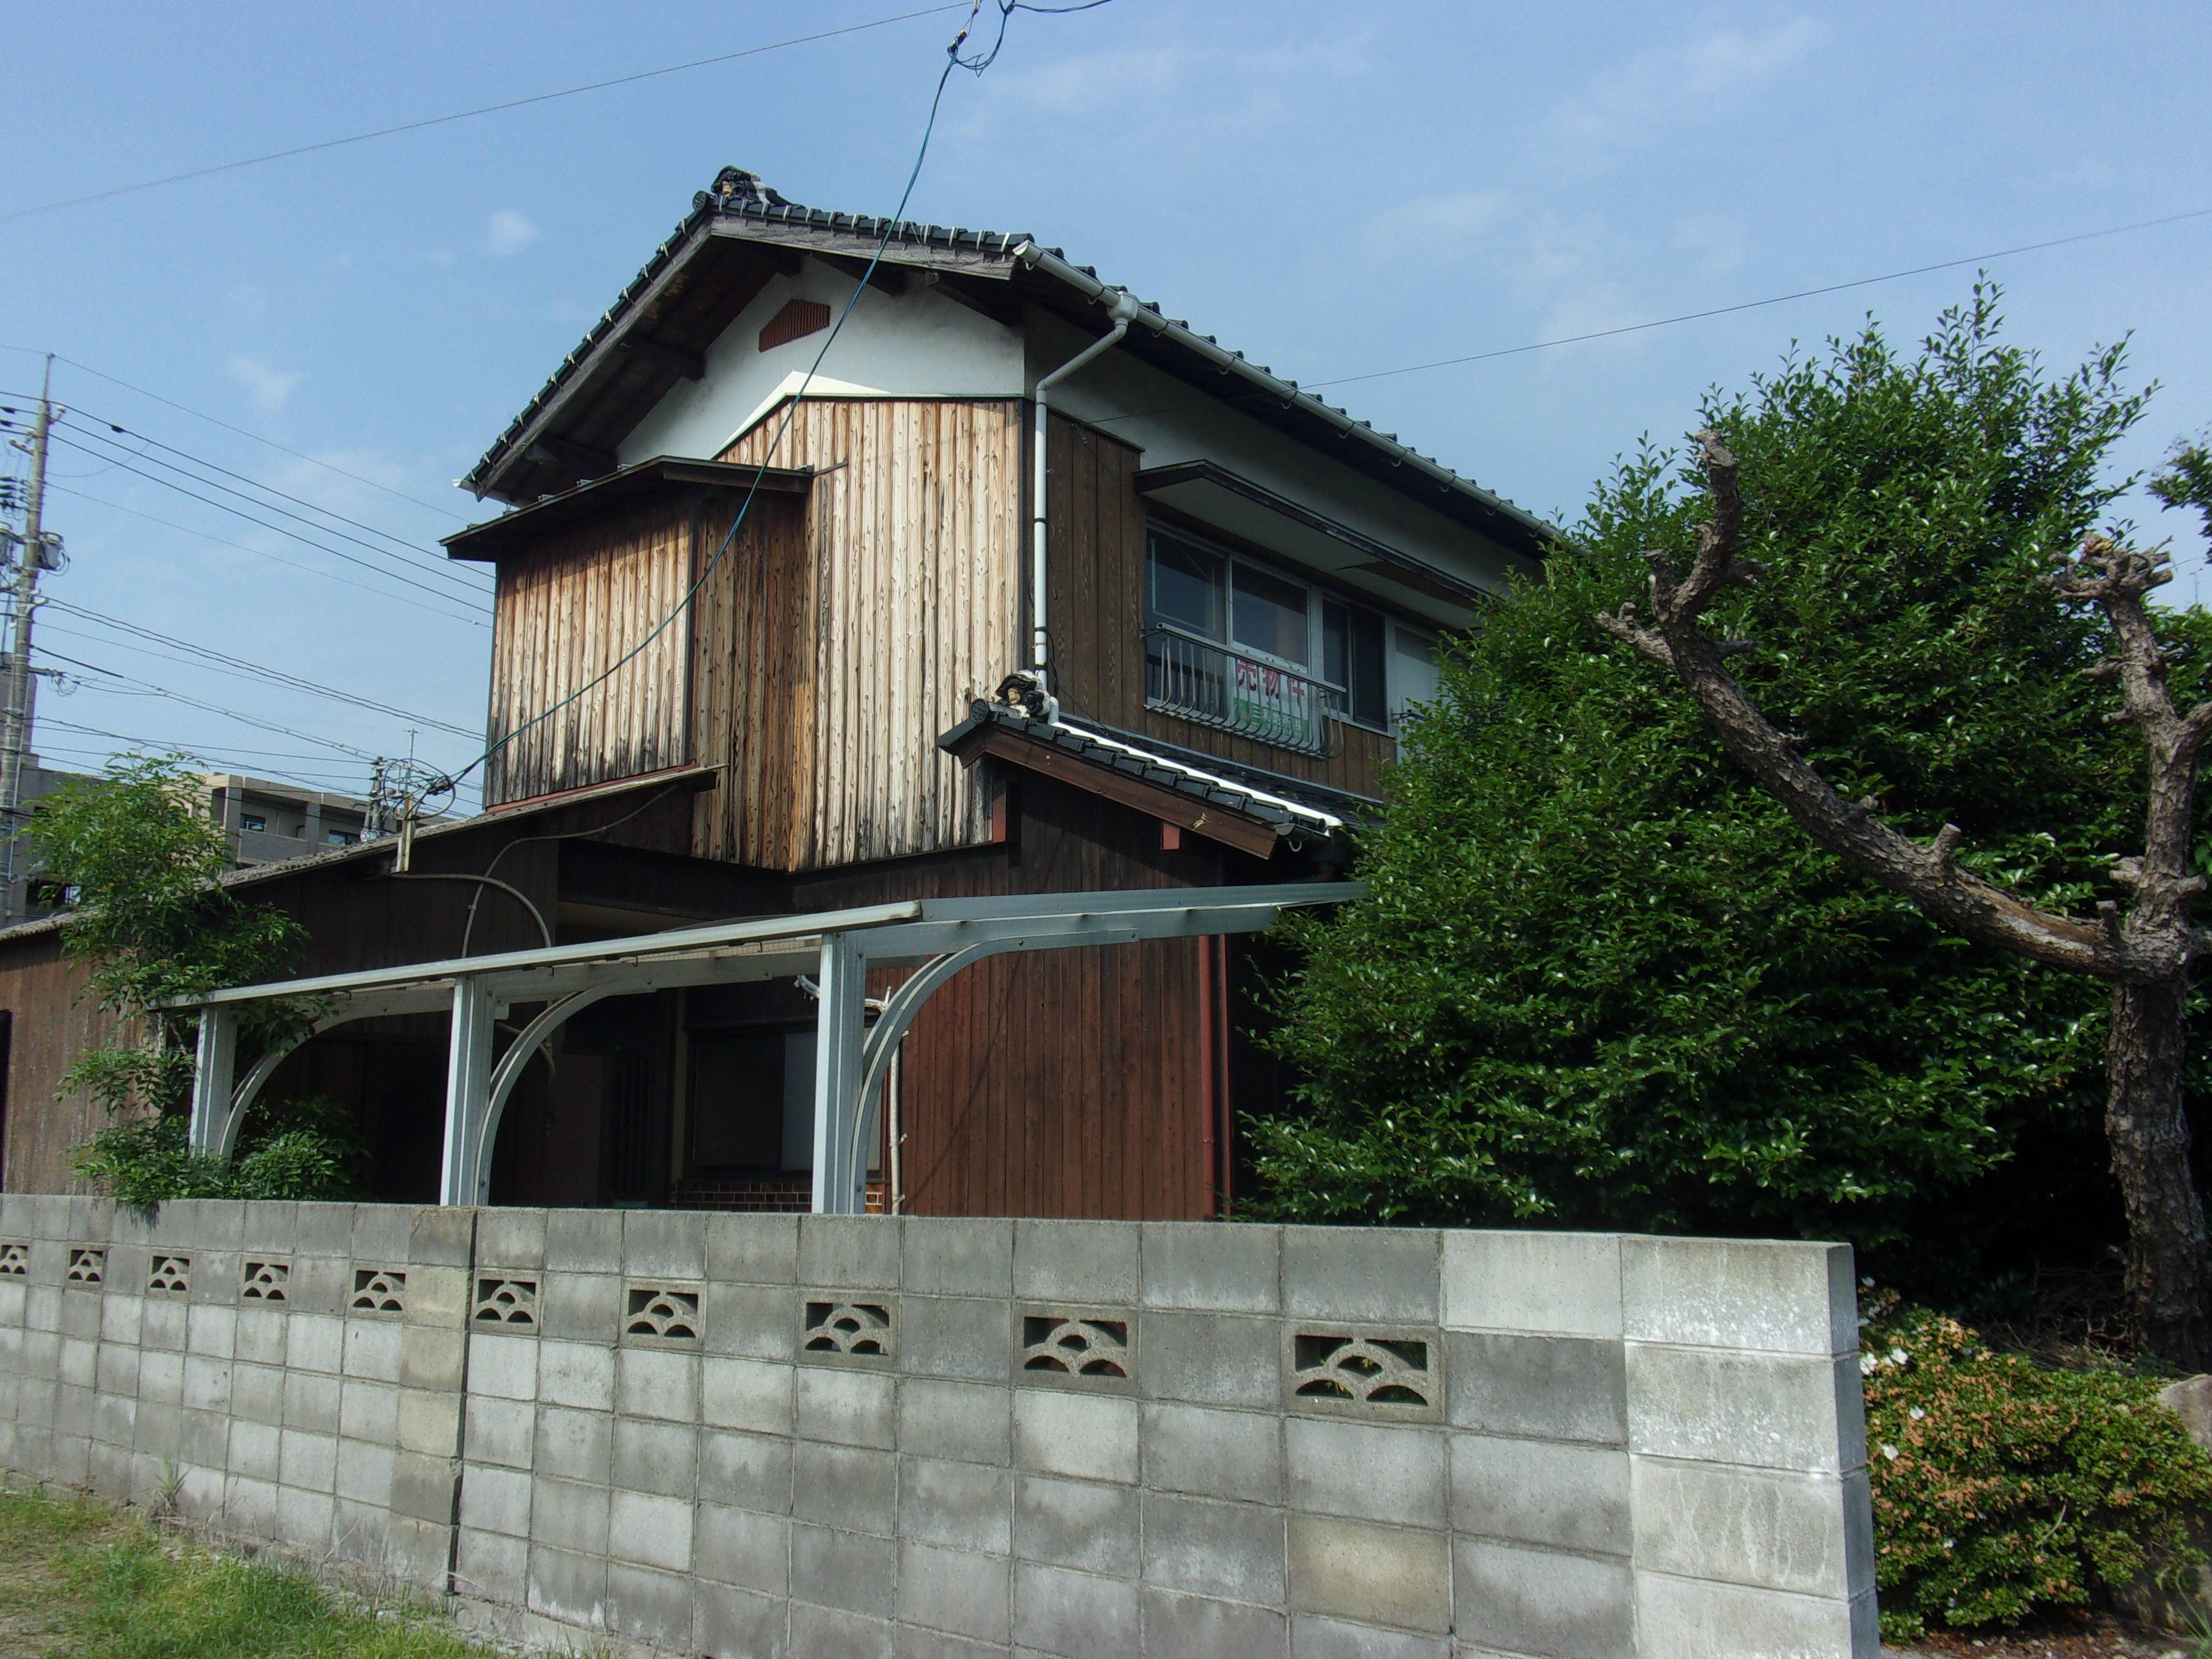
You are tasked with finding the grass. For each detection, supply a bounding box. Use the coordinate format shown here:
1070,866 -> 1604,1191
0,1484 -> 491,1659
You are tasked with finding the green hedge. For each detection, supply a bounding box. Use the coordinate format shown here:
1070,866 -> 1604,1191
1863,1295 -> 2212,1642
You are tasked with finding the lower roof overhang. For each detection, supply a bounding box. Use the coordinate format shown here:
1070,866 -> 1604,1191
445,456 -> 812,563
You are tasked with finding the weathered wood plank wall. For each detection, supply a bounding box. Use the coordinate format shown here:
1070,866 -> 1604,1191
1044,412 -> 1398,800
718,398 -> 1022,869
484,494 -> 696,806
0,941 -> 115,1195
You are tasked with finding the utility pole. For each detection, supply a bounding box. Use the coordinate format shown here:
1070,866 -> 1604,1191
0,357 -> 55,924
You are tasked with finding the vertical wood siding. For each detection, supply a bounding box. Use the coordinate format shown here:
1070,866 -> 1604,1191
716,398 -> 1023,869
0,943 -> 114,1194
1045,412 -> 1399,800
484,495 -> 695,806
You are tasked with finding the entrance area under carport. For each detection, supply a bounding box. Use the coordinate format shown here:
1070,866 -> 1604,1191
176,882 -> 1359,1217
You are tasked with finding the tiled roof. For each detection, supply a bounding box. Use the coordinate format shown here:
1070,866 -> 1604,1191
463,168 -> 1559,555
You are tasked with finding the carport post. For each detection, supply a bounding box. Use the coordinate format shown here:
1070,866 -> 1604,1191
187,1005 -> 237,1154
440,976 -> 495,1205
810,931 -> 870,1214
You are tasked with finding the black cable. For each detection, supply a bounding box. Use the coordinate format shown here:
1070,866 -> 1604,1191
39,601 -> 478,737
40,434 -> 493,609
36,646 -> 391,762
0,5 -> 972,224
49,426 -> 488,599
41,483 -> 486,626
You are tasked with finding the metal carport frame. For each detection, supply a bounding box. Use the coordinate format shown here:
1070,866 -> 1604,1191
173,881 -> 1362,1214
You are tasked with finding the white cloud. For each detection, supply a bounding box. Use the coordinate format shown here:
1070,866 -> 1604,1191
1545,19 -> 1827,166
484,209 -> 541,257
224,356 -> 302,416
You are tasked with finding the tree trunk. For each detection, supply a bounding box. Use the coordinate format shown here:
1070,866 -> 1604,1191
2106,974 -> 2212,1368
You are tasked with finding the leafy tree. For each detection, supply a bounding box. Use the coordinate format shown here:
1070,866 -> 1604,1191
32,754 -> 360,1201
1255,292 -> 2197,1322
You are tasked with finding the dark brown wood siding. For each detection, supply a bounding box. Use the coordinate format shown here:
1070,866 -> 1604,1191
0,939 -> 116,1195
1045,411 -> 1400,799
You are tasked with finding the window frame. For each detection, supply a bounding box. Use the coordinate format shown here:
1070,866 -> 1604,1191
1143,522 -> 1427,735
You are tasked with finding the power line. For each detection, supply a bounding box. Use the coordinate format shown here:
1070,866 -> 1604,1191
38,716 -> 387,770
40,434 -> 493,612
0,349 -> 464,518
38,599 -> 479,737
48,425 -> 489,600
46,406 -> 490,583
0,4 -> 970,224
41,482 -> 487,626
37,645 -> 390,762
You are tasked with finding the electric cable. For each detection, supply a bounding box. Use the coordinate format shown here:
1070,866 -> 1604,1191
37,600 -> 478,737
458,0 -> 1078,790
0,5 -> 974,224
47,425 -> 488,599
36,645 -> 395,763
41,483 -> 487,625
37,716 -> 392,770
38,434 -> 493,609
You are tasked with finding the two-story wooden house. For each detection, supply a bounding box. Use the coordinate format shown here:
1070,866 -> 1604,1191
0,168 -> 1556,1219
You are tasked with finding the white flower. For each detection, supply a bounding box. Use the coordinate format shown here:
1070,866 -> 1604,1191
1890,1347 -> 1909,1366
1881,1444 -> 1899,1461
1860,1353 -> 1879,1375
1908,1407 -> 1925,1421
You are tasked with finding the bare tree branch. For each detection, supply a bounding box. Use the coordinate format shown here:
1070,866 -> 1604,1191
1595,430 -> 2165,983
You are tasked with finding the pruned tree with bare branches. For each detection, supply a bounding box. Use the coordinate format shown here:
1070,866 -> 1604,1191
1599,431 -> 2212,1365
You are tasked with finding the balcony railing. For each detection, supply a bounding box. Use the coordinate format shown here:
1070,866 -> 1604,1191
1143,627 -> 1345,757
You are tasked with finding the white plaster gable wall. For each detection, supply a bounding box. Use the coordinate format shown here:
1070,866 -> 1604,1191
1028,306 -> 1533,605
617,253 -> 1026,467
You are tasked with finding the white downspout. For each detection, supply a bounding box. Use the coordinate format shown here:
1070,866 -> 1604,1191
1025,277 -> 1140,719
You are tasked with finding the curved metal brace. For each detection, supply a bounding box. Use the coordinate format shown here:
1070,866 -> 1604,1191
466,985 -> 619,1204
844,929 -> 1143,1194
217,992 -> 436,1159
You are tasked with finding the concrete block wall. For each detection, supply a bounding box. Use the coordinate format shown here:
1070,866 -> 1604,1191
0,1197 -> 1877,1657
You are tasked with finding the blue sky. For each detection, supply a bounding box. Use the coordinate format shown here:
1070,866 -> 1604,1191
4,1 -> 2208,810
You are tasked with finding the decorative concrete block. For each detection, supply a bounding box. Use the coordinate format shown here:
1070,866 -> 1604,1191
799,1215 -> 901,1290
1014,1390 -> 1137,1485
795,1364 -> 896,1450
534,1404 -> 613,1487
1454,1536 -> 1633,1658
536,1341 -> 615,1413
1623,1237 -> 1855,1358
539,1270 -> 622,1343
698,1428 -> 793,1514
1286,1416 -> 1446,1530
530,1474 -> 611,1554
1141,1402 -> 1281,1505
904,1217 -> 1014,1298
705,1212 -> 799,1285
1143,1491 -> 1286,1603
900,1455 -> 1013,1554
1445,1332 -> 1625,1447
1442,1231 -> 1621,1340
696,1280 -> 793,1362
616,1346 -> 701,1422
791,1521 -> 897,1617
624,1210 -> 707,1280
459,1462 -> 534,1538
1634,1569 -> 1878,1659
1014,1473 -> 1139,1577
610,1488 -> 694,1572
1286,1515 -> 1451,1635
613,1416 -> 699,1500
899,1539 -> 1012,1645
1629,1457 -> 1873,1600
900,1378 -> 1011,1467
1284,1226 -> 1438,1324
1141,1310 -> 1278,1408
695,1502 -> 791,1594
1013,1560 -> 1140,1659
794,1441 -> 896,1534
1450,1434 -> 1630,1557
1625,1346 -> 1863,1475
1014,1220 -> 1139,1305
904,1295 -> 1014,1382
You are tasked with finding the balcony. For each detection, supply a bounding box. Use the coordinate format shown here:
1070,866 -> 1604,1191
1142,627 -> 1346,757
